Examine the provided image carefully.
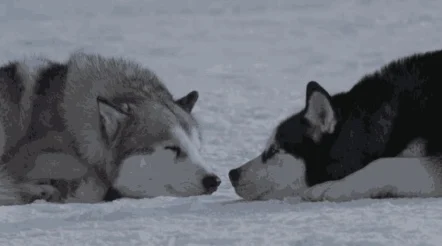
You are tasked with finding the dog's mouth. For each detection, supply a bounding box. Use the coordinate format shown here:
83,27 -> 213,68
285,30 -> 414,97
233,183 -> 273,201
165,183 -> 206,197
165,184 -> 190,196
254,189 -> 274,200
203,186 -> 219,195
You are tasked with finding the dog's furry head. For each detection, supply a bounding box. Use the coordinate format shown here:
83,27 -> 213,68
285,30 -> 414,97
228,81 -> 338,200
61,52 -> 220,198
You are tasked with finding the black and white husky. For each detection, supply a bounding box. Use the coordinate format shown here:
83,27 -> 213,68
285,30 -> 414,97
229,49 -> 442,202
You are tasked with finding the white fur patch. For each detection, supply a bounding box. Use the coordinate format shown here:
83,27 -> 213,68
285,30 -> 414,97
114,126 -> 212,198
171,126 -> 207,169
15,57 -> 50,129
302,157 -> 442,202
234,153 -> 307,200
63,171 -> 108,203
399,138 -> 427,157
17,56 -> 51,80
304,91 -> 336,142
80,129 -> 106,164
231,131 -> 308,200
190,127 -> 202,151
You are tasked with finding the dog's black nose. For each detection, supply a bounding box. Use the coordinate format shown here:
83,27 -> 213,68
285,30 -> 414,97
228,168 -> 241,184
202,175 -> 221,192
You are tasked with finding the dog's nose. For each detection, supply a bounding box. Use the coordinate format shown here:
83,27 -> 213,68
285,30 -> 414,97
228,168 -> 241,184
202,175 -> 221,192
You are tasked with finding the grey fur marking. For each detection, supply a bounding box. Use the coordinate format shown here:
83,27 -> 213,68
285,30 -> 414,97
0,52 -> 216,205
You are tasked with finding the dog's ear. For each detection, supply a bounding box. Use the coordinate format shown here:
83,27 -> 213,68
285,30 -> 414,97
303,81 -> 336,142
176,90 -> 199,113
97,97 -> 129,146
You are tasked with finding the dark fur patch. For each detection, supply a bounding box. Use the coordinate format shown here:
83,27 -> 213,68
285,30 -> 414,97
28,62 -> 68,139
0,62 -> 24,105
103,187 -> 123,201
1,63 -> 76,166
274,49 -> 442,187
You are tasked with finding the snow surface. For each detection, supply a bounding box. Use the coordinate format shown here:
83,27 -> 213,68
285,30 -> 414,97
1,0 -> 442,245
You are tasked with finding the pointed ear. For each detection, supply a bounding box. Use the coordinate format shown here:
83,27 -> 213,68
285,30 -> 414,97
303,81 -> 336,142
97,97 -> 129,146
175,90 -> 199,113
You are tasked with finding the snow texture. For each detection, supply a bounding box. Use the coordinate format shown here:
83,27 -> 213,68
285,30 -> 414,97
1,0 -> 442,245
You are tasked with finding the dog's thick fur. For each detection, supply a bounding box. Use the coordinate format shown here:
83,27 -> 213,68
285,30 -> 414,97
0,52 -> 220,205
229,49 -> 442,202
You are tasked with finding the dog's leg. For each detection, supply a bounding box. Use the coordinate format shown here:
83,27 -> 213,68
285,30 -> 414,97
18,181 -> 62,203
61,167 -> 110,203
301,157 -> 442,202
0,166 -> 62,205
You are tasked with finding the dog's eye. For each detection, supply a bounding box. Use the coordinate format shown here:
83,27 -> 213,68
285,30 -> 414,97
268,145 -> 279,156
165,146 -> 182,158
261,144 -> 279,163
121,103 -> 133,114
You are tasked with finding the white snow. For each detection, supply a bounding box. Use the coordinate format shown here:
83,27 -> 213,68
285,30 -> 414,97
1,0 -> 442,245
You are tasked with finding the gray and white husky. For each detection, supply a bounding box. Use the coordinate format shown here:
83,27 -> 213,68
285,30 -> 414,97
229,49 -> 442,202
0,52 -> 221,205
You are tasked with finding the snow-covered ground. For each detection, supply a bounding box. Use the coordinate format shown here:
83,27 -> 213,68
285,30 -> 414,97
1,0 -> 442,245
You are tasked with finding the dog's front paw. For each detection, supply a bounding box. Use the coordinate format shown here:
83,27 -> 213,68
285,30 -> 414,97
301,181 -> 335,202
301,180 -> 360,202
37,184 -> 63,203
319,181 -> 357,202
20,183 -> 63,203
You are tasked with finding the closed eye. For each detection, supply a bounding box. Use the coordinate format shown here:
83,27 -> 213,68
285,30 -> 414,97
165,146 -> 182,158
121,103 -> 133,114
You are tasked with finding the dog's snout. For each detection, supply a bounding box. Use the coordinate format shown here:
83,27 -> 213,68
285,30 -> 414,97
228,168 -> 241,184
202,175 -> 221,192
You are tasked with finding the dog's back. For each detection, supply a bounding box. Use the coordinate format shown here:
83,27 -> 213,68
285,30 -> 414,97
0,59 -> 53,205
229,49 -> 442,202
0,52 -> 212,204
325,50 -> 442,179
